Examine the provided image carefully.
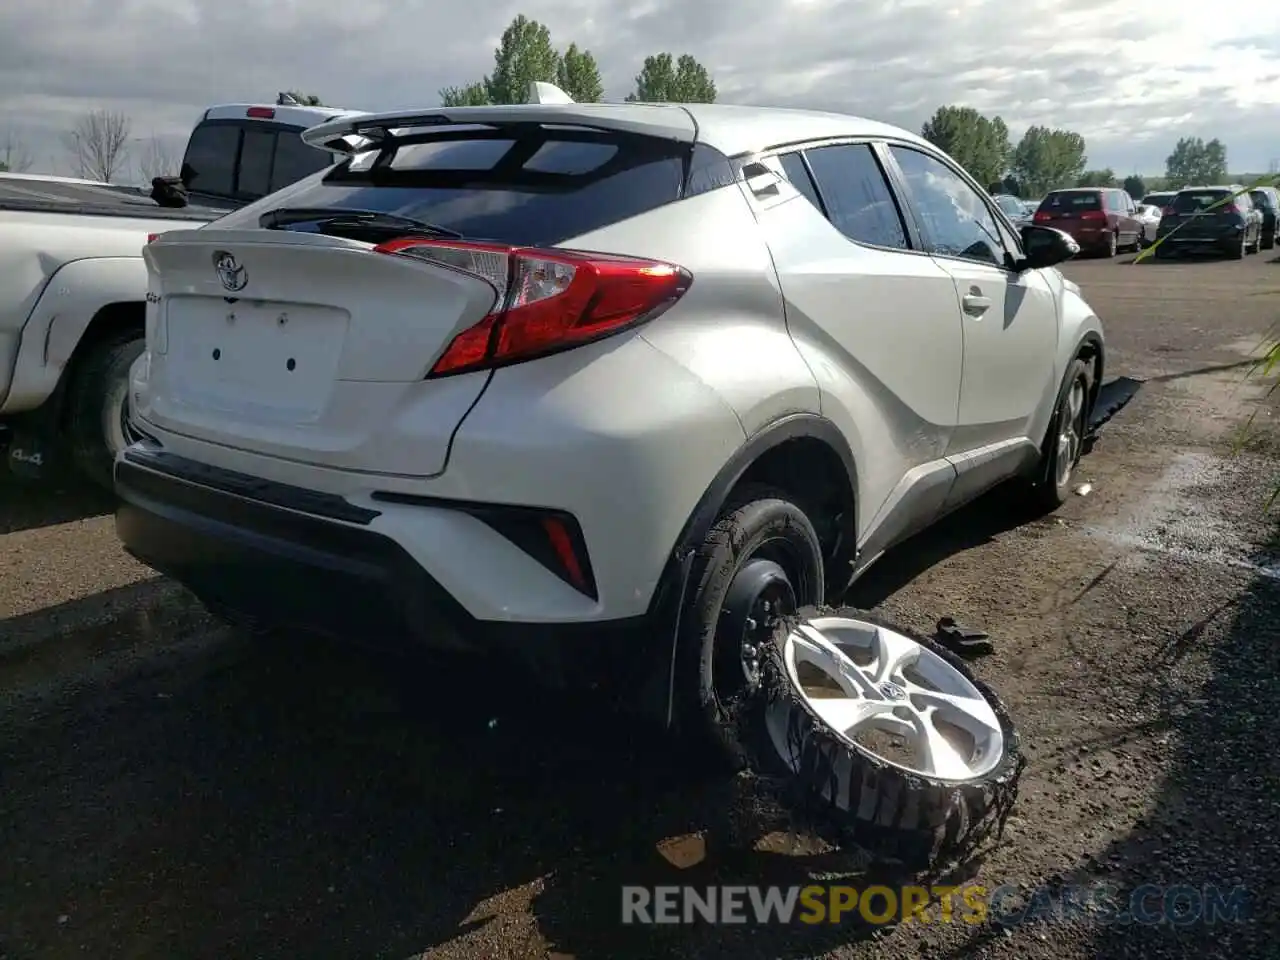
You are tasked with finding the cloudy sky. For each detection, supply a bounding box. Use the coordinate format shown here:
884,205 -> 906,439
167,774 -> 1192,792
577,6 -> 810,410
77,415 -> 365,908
3,0 -> 1280,181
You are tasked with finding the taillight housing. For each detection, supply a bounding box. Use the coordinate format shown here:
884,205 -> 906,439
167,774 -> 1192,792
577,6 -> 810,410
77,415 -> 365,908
146,233 -> 160,243
1162,206 -> 1177,216
1033,211 -> 1051,223
373,238 -> 692,378
246,106 -> 276,119
1221,202 -> 1239,215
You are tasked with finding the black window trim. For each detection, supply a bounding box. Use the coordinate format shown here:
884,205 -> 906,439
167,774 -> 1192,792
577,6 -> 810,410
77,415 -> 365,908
740,136 -> 924,254
876,140 -> 1022,273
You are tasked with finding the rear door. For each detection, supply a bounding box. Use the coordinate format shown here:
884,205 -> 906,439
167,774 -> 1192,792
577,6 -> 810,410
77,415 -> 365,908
742,140 -> 965,542
144,127 -> 695,475
882,143 -> 1057,494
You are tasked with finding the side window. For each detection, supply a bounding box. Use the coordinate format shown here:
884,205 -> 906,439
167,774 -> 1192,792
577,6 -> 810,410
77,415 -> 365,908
801,143 -> 908,249
237,128 -> 275,199
271,131 -> 333,193
181,122 -> 240,198
777,152 -> 824,212
887,145 -> 1007,267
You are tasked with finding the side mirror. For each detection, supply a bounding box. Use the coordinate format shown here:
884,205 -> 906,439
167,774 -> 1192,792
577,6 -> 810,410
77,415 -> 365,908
1017,225 -> 1079,270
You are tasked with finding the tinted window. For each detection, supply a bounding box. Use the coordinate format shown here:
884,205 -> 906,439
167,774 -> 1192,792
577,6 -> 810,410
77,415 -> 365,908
390,139 -> 516,171
271,133 -> 333,192
889,145 -> 1006,266
1039,191 -> 1102,212
525,141 -> 618,174
777,152 -> 824,211
242,133 -> 687,247
1172,190 -> 1231,213
238,128 -> 275,199
181,122 -> 239,197
802,143 -> 907,249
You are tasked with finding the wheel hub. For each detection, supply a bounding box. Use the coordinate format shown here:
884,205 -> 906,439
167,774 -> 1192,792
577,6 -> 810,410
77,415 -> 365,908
721,558 -> 797,690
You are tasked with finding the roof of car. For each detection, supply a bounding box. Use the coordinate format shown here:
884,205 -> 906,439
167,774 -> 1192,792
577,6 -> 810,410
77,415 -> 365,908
301,100 -> 934,159
203,103 -> 366,128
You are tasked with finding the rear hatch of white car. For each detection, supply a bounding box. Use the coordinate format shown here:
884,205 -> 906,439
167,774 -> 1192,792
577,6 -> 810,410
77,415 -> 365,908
142,112 -> 701,475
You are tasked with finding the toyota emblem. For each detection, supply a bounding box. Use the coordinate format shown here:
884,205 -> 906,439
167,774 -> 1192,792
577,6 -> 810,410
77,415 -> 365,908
214,251 -> 247,292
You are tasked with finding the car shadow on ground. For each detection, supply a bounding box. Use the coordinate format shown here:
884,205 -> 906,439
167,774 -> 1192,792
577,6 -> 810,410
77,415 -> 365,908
0,490 -> 1033,960
0,470 -> 115,534
938,532 -> 1280,958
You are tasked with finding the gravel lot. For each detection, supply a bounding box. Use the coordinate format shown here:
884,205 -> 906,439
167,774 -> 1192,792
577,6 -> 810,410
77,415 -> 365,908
2,251 -> 1279,960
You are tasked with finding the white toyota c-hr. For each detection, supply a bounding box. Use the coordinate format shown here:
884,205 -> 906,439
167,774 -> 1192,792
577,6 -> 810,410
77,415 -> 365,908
117,89 -> 1101,756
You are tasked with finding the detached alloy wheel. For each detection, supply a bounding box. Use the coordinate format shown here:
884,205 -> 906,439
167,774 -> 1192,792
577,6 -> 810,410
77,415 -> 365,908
742,607 -> 1024,869
677,485 -> 825,768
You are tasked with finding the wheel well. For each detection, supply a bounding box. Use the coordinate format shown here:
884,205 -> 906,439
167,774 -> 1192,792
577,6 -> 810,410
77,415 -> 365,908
56,301 -> 144,426
1076,336 -> 1103,409
731,436 -> 856,602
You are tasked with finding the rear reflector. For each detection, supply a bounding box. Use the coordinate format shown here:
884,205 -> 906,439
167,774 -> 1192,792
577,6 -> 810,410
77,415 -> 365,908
246,106 -> 276,119
373,238 -> 692,377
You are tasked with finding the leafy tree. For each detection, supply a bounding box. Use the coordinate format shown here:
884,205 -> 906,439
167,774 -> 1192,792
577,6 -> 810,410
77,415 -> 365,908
1010,125 -> 1087,196
439,82 -> 491,106
920,105 -> 1010,188
1164,136 -> 1228,186
627,53 -> 717,103
1122,174 -> 1146,200
484,15 -> 562,104
282,92 -> 324,106
557,43 -> 603,102
1077,168 -> 1116,187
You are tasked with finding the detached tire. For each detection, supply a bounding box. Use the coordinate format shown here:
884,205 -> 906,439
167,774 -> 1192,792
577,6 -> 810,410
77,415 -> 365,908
67,333 -> 145,489
742,606 -> 1025,871
675,486 -> 825,769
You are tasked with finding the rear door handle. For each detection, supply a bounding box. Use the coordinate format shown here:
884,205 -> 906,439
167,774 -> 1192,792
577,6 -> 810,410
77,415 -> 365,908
962,293 -> 991,316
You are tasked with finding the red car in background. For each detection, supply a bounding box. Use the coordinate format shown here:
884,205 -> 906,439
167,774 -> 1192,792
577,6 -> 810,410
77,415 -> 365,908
1033,187 -> 1143,258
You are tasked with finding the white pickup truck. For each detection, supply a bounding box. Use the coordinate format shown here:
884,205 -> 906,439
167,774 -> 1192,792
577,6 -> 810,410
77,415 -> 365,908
0,99 -> 362,487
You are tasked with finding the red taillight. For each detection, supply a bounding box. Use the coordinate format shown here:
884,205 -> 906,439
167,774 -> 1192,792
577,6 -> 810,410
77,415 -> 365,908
1033,211 -> 1051,223
146,233 -> 159,244
373,239 -> 693,377
1221,202 -> 1239,214
246,106 -> 275,119
1080,210 -> 1107,221
1162,206 -> 1177,216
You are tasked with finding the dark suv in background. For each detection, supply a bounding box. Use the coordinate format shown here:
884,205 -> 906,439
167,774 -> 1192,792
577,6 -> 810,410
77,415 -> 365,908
1154,185 -> 1263,260
1248,185 -> 1279,250
1033,187 -> 1143,257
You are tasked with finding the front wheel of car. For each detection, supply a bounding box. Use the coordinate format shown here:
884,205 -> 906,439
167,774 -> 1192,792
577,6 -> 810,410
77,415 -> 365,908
1028,358 -> 1093,512
675,486 -> 826,769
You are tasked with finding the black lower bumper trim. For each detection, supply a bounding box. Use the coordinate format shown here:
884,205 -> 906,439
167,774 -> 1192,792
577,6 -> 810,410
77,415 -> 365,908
113,456 -> 670,713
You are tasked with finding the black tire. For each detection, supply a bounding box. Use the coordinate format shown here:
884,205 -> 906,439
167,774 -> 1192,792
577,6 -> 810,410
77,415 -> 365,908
737,605 -> 1025,871
1229,234 -> 1246,260
1263,230 -> 1276,251
66,333 -> 145,489
675,486 -> 826,769
1101,231 -> 1117,258
1027,357 -> 1093,512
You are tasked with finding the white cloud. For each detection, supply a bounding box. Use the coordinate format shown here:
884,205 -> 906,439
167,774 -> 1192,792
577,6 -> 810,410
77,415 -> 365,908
2,0 -> 1279,179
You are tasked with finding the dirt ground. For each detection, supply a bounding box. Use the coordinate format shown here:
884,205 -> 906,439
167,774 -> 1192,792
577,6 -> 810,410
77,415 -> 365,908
2,251 -> 1279,960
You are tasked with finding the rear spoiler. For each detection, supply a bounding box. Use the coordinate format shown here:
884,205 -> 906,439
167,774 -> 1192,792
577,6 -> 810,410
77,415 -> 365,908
301,81 -> 694,155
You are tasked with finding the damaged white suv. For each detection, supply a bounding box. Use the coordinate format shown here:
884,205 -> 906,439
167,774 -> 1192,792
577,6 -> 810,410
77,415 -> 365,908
117,89 -> 1103,753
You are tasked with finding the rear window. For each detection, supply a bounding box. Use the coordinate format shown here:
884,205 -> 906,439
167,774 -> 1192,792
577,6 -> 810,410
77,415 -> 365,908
249,130 -> 692,247
1142,193 -> 1173,207
1172,190 -> 1231,213
181,119 -> 337,202
1038,191 -> 1101,212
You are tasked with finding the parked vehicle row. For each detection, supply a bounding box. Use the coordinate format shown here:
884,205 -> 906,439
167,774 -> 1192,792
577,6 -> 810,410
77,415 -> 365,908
112,82 -> 1105,771
1021,184 -> 1279,261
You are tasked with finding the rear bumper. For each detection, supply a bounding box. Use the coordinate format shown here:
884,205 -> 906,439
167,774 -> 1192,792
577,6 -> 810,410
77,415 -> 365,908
114,447 -> 677,712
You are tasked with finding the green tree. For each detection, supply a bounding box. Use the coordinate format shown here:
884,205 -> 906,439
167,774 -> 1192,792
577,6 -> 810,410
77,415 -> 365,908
1077,168 -> 1116,187
282,91 -> 324,106
1122,174 -> 1146,200
627,53 -> 717,103
484,15 -> 562,104
1164,136 -> 1228,186
919,105 -> 1011,188
439,82 -> 491,106
556,43 -> 603,102
1010,125 -> 1087,196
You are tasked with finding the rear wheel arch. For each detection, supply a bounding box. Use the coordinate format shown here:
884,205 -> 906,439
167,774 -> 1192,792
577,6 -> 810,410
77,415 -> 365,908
52,301 -> 145,426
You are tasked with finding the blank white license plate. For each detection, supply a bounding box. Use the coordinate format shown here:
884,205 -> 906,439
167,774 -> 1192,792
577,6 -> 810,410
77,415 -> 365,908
166,297 -> 349,421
